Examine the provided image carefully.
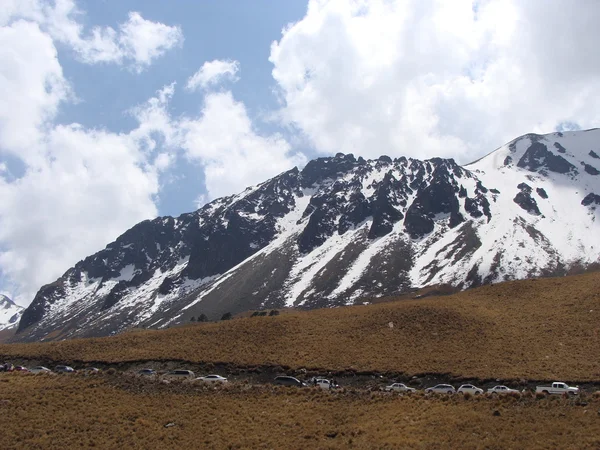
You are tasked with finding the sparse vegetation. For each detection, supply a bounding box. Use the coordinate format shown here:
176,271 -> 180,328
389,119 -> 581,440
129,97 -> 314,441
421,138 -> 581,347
1,271 -> 599,381
0,373 -> 598,449
220,312 -> 232,321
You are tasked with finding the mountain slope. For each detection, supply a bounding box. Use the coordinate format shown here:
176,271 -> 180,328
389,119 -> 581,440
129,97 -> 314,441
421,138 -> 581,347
0,295 -> 24,331
15,129 -> 600,341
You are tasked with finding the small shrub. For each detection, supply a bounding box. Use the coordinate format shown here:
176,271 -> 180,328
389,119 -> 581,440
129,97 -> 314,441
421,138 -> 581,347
221,312 -> 233,321
269,310 -> 280,316
197,314 -> 208,322
190,317 -> 196,322
106,368 -> 117,376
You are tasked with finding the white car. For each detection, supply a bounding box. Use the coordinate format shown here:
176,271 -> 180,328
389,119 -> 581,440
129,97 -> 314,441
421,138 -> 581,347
425,384 -> 456,394
384,383 -> 416,393
487,385 -> 520,394
457,384 -> 484,395
195,374 -> 228,383
535,382 -> 579,396
29,366 -> 52,374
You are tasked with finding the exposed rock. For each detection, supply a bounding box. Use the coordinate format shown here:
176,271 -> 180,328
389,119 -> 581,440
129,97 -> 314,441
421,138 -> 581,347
517,142 -> 577,175
513,184 -> 541,215
554,142 -> 567,153
590,150 -> 599,159
536,188 -> 548,199
582,193 -> 600,206
582,163 -> 599,176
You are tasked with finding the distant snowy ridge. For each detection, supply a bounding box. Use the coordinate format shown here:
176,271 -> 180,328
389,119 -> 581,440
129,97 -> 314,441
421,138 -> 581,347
0,295 -> 24,331
14,129 -> 600,342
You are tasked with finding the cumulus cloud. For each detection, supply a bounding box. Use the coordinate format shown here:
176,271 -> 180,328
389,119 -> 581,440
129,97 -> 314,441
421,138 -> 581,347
0,2 -> 184,304
3,0 -> 183,71
186,59 -> 240,91
270,0 -> 600,162
179,91 -> 306,199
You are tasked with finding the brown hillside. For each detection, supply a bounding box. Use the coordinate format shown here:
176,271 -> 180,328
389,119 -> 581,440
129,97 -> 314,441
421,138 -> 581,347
2,272 -> 600,381
0,374 -> 599,449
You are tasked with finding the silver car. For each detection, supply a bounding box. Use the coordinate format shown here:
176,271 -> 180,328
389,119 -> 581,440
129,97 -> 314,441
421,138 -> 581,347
29,366 -> 52,374
195,374 -> 228,383
425,384 -> 456,394
384,383 -> 416,393
457,384 -> 484,395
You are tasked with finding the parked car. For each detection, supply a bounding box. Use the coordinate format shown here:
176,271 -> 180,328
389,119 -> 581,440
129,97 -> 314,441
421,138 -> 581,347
195,374 -> 228,383
457,384 -> 484,395
385,383 -> 416,393
29,366 -> 52,374
314,378 -> 340,390
138,369 -> 157,376
55,365 -> 75,373
487,385 -> 520,395
274,376 -> 306,387
425,384 -> 456,394
82,367 -> 100,374
164,370 -> 195,379
535,382 -> 579,396
14,366 -> 30,372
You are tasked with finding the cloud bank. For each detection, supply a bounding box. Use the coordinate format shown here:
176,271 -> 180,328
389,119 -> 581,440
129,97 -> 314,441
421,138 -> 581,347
270,0 -> 600,161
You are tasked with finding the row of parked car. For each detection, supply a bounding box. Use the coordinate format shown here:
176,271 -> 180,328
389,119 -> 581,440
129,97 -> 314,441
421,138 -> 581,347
384,382 -> 580,396
3,363 -> 581,396
0,363 -> 97,374
137,369 -> 229,383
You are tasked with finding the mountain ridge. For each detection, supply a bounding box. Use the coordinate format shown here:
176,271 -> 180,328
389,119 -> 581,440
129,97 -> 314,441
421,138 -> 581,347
14,128 -> 600,342
0,294 -> 24,332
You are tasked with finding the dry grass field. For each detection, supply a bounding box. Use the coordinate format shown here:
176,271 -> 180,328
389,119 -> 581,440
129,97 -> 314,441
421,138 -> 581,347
0,373 -> 599,449
1,271 -> 600,381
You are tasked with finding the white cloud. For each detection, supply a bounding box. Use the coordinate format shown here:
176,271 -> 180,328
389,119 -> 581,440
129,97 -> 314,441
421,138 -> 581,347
270,0 -> 600,162
117,12 -> 184,71
0,20 -> 70,157
3,0 -> 183,71
0,5 -> 181,304
186,59 -> 240,91
179,91 -> 306,200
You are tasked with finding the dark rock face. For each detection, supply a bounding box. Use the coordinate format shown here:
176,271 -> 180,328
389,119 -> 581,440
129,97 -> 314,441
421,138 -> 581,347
404,160 -> 467,239
536,188 -> 548,199
554,142 -> 566,154
582,193 -> 600,206
513,183 -> 541,215
517,142 -> 577,175
583,163 -> 599,176
590,150 -> 599,159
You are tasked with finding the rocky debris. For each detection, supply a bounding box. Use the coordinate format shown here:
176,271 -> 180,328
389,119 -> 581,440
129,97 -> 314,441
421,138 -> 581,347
590,150 -> 599,159
536,188 -> 548,199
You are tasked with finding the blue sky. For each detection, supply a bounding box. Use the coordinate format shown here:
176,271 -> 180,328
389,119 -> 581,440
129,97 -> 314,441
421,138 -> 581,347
1,0 -> 599,305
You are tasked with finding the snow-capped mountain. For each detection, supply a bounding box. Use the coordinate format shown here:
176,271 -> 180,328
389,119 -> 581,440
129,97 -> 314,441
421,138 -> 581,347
0,294 -> 24,331
14,129 -> 600,342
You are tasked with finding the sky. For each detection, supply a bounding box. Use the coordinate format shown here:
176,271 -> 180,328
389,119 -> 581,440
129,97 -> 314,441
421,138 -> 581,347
1,0 -> 599,306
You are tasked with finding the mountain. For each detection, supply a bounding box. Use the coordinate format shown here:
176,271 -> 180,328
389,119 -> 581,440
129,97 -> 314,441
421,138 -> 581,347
0,294 -> 24,331
14,129 -> 600,342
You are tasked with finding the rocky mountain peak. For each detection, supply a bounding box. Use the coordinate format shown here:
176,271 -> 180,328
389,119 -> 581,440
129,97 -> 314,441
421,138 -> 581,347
13,129 -> 600,342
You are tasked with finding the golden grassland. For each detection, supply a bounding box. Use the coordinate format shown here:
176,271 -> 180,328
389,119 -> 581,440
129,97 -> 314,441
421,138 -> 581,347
0,373 -> 599,449
2,272 -> 600,381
